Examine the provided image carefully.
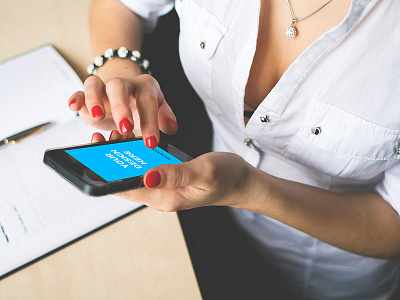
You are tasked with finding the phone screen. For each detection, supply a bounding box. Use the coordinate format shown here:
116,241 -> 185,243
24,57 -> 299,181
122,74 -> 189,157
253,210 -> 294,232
65,139 -> 182,182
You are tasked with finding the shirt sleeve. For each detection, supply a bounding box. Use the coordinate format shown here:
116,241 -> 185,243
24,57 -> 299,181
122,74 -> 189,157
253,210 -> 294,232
375,162 -> 400,217
118,0 -> 175,33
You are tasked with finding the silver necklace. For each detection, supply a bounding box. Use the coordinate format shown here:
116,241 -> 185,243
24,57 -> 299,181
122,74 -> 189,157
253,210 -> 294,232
285,0 -> 334,38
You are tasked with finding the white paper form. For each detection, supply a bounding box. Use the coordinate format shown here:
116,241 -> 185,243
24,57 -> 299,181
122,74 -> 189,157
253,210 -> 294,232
0,45 -> 142,277
0,44 -> 81,139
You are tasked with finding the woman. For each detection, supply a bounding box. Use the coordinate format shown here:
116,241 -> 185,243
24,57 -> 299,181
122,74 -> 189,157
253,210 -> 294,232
69,0 -> 400,298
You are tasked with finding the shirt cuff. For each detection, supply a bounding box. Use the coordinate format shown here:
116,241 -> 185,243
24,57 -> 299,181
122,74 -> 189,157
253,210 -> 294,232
118,0 -> 175,33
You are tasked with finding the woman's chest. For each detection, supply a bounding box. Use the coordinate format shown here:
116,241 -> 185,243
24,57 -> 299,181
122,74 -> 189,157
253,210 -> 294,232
176,0 -> 351,115
244,0 -> 352,108
176,0 -> 400,181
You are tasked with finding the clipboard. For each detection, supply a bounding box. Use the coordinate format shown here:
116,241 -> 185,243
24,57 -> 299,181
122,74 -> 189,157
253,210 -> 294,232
0,45 -> 143,278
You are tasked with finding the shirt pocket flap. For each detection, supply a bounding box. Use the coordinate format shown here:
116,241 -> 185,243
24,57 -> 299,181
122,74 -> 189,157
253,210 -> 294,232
283,98 -> 400,178
304,99 -> 400,160
179,0 -> 227,114
181,0 -> 227,60
200,17 -> 227,60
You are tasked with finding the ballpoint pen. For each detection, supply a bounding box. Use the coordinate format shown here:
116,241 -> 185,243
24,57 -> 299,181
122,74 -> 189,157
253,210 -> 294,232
0,122 -> 52,147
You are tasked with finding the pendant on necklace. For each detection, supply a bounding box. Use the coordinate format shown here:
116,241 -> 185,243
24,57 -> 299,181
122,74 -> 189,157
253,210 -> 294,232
285,20 -> 298,38
285,24 -> 297,38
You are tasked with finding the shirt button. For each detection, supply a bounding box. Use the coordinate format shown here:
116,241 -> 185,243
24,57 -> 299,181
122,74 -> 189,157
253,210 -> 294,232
200,41 -> 206,49
244,138 -> 253,147
311,127 -> 322,135
260,114 -> 270,123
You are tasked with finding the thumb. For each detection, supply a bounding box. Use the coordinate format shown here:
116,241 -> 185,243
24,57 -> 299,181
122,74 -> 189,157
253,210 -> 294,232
143,162 -> 197,189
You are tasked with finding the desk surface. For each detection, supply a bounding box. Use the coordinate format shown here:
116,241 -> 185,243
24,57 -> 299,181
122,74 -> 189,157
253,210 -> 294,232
0,0 -> 201,299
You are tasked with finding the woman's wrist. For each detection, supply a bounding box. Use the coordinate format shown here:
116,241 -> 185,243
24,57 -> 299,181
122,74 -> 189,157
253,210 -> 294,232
95,57 -> 143,83
223,158 -> 273,212
231,164 -> 284,220
87,47 -> 150,77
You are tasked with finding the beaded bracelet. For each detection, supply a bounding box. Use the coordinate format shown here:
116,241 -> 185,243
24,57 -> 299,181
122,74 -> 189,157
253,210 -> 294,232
87,47 -> 151,75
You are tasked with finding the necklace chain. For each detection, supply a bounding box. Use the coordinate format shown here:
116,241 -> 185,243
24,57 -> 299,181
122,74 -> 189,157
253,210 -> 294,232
285,0 -> 335,38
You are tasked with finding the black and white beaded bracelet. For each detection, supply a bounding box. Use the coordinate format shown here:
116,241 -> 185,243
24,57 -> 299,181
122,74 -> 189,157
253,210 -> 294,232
87,47 -> 151,75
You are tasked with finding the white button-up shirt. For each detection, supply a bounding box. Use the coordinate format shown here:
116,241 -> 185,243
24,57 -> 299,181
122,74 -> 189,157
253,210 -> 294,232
120,0 -> 400,298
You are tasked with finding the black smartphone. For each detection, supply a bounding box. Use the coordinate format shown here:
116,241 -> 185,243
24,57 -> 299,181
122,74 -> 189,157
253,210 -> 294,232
43,137 -> 192,196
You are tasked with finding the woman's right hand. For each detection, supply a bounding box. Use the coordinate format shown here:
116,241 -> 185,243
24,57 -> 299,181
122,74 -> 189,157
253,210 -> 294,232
68,74 -> 178,148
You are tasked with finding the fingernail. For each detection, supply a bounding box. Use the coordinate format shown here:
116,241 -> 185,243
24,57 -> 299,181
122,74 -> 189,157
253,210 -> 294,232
91,133 -> 96,143
91,105 -> 103,118
119,118 -> 133,134
145,136 -> 157,149
69,100 -> 76,107
145,171 -> 161,188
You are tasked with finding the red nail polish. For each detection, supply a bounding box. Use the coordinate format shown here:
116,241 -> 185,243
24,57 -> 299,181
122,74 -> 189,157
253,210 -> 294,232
69,100 -> 76,107
145,136 -> 157,149
91,105 -> 103,118
119,118 -> 133,134
145,171 -> 161,188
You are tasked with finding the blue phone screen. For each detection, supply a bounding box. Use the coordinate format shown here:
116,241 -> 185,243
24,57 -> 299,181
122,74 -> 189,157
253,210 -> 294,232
65,140 -> 182,182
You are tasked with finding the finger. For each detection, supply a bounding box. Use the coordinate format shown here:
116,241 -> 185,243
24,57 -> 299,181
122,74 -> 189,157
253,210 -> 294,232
68,91 -> 85,111
116,187 -> 184,212
109,130 -> 123,140
91,132 -> 106,143
83,76 -> 107,121
108,130 -> 135,140
123,131 -> 136,139
144,160 -> 199,189
105,78 -> 134,135
134,75 -> 162,148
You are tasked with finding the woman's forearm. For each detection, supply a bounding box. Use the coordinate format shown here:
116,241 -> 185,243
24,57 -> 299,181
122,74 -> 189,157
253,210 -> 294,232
90,0 -> 143,55
242,167 -> 400,259
89,0 -> 144,81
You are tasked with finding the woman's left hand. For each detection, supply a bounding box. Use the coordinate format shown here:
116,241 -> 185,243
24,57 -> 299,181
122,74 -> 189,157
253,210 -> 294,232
92,131 -> 255,211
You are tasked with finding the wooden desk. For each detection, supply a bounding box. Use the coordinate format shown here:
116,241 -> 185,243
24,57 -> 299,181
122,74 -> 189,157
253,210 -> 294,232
0,1 -> 201,299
